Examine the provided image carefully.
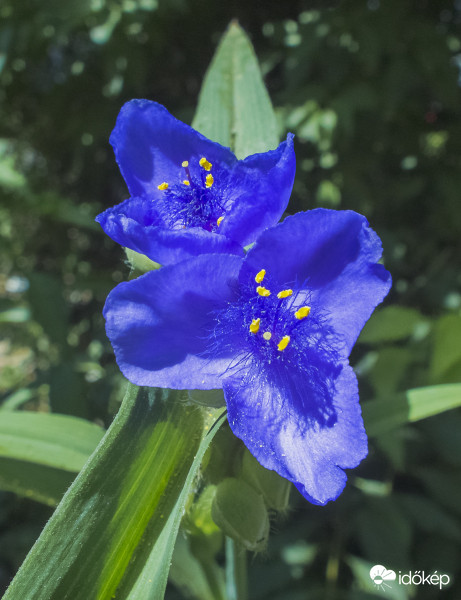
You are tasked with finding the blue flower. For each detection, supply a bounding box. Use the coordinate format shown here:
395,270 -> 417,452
96,100 -> 296,266
103,209 -> 391,505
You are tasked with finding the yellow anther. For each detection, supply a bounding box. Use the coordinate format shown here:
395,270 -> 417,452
255,269 -> 266,283
262,331 -> 272,341
217,216 -> 224,226
157,182 -> 168,190
183,179 -> 190,186
256,286 -> 271,297
205,173 -> 214,188
277,335 -> 291,351
295,306 -> 311,320
181,160 -> 189,168
249,318 -> 260,334
199,157 -> 212,171
277,289 -> 293,299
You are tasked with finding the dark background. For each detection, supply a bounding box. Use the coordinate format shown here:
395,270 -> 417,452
1,1 -> 461,598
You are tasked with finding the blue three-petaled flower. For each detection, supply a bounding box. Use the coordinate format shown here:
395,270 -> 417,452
96,100 -> 295,266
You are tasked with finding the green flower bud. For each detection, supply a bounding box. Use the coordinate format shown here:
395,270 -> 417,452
211,478 -> 269,551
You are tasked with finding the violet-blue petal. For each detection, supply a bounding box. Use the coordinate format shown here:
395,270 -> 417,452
242,209 -> 391,354
219,134 -> 296,246
96,196 -> 244,266
110,99 -> 237,198
103,254 -> 243,388
223,362 -> 367,505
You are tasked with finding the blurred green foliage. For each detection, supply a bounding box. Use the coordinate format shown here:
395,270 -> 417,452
1,0 -> 461,598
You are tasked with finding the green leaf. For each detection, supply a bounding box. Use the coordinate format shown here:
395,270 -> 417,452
0,412 -> 105,506
358,305 -> 429,344
0,458 -> 76,507
0,411 -> 105,472
192,21 -> 279,158
431,314 -> 461,380
1,388 -> 35,411
363,383 -> 461,437
4,385 -> 225,600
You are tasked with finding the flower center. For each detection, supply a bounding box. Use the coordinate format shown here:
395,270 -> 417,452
156,157 -> 226,231
211,267 -> 342,427
243,268 -> 312,360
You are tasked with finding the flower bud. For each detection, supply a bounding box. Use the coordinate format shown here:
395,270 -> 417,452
211,478 -> 269,551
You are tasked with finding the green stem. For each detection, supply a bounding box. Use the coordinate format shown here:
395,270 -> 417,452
225,537 -> 248,600
199,556 -> 226,600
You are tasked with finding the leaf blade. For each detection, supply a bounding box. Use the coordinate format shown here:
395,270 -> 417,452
0,412 -> 105,472
192,21 -> 279,157
3,385 -> 225,600
363,383 -> 461,437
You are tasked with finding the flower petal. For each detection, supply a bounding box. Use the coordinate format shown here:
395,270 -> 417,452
103,254 -> 243,388
110,100 -> 237,198
224,362 -> 367,505
242,209 -> 391,354
96,196 -> 244,266
219,134 -> 296,246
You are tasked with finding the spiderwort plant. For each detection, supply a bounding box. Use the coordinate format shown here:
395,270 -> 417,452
103,209 -> 391,505
96,100 -> 295,266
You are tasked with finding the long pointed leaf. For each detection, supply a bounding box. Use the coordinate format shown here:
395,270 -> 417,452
4,385 -> 224,600
363,383 -> 461,437
192,21 -> 279,158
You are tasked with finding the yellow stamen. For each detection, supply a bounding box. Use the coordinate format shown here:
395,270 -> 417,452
183,179 -> 190,186
217,216 -> 224,226
181,160 -> 189,168
295,306 -> 311,320
277,289 -> 293,299
256,286 -> 271,297
255,269 -> 266,283
205,173 -> 214,188
249,318 -> 260,334
199,157 -> 212,171
262,331 -> 272,341
157,182 -> 168,190
277,335 -> 290,351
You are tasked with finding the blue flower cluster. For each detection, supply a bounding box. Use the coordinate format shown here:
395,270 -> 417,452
98,100 -> 391,506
